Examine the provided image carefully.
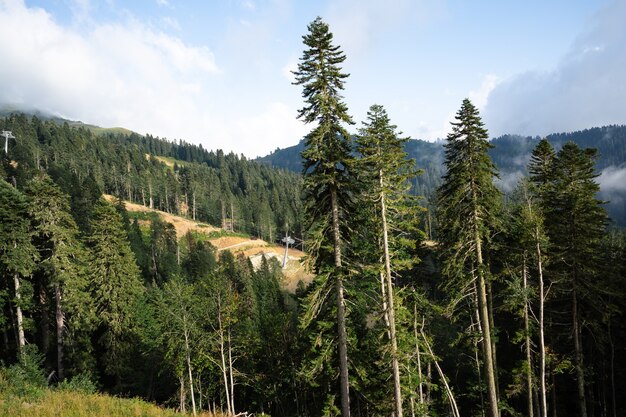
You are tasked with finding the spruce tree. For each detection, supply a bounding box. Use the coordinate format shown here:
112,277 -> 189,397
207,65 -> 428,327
542,142 -> 607,417
86,198 -> 143,385
437,98 -> 501,417
0,179 -> 38,356
293,16 -> 356,416
355,104 -> 418,417
25,174 -> 86,380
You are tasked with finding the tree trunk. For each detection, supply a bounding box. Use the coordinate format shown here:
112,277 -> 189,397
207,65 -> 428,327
522,256 -> 534,417
39,283 -> 50,354
420,328 -> 459,417
474,223 -> 499,417
217,295 -> 232,416
471,289 -> 486,417
230,201 -> 235,232
228,326 -> 235,415
54,282 -> 65,380
184,325 -> 197,416
414,306 -> 426,414
572,287 -> 587,417
13,272 -> 26,354
192,191 -> 196,221
380,183 -> 403,417
179,375 -> 186,413
536,228 -> 548,417
330,186 -> 350,417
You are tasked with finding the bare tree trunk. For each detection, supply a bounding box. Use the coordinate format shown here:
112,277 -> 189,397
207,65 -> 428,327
330,186 -> 350,417
572,287 -> 588,417
184,325 -> 197,416
473,213 -> 499,417
522,256 -> 534,417
230,201 -> 235,232
54,282 -> 65,380
13,272 -> 26,354
149,183 -> 154,209
221,200 -> 226,230
217,295 -> 232,416
414,307 -> 426,415
228,327 -> 235,415
420,328 -> 459,417
380,183 -> 403,417
380,272 -> 390,335
179,375 -> 186,413
198,377 -> 202,411
192,191 -> 196,221
536,231 -> 548,417
471,290 -> 486,417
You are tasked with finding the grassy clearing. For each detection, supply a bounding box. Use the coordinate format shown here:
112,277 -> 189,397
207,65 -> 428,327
0,389 -> 216,417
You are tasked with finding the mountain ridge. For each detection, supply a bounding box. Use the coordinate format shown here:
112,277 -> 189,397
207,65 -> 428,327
255,125 -> 626,225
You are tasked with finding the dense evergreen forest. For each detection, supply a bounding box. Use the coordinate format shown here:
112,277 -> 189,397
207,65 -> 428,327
2,16 -> 626,417
1,112 -> 303,241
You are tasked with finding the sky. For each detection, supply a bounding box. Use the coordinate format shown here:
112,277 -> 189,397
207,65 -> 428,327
0,0 -> 624,158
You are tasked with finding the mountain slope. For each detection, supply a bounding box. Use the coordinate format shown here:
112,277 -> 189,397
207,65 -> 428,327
256,126 -> 626,225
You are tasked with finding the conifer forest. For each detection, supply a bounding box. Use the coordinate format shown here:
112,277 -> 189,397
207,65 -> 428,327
2,16 -> 626,417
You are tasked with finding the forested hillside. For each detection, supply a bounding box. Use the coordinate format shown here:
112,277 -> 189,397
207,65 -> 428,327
257,125 -> 626,225
2,113 -> 302,241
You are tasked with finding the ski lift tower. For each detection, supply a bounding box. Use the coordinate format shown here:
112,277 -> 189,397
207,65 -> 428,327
281,234 -> 295,269
2,130 -> 15,155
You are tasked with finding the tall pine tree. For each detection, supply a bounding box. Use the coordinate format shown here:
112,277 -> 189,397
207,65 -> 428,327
355,104 -> 419,417
437,98 -> 501,417
293,16 -> 356,417
542,142 -> 607,417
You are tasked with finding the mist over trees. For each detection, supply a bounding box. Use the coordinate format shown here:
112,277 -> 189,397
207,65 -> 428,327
1,16 -> 626,417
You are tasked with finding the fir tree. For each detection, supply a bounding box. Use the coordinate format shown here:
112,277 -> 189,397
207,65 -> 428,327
293,16 -> 356,416
25,174 -> 87,380
0,179 -> 38,356
355,104 -> 419,417
437,98 -> 501,417
542,142 -> 607,417
86,198 -> 143,386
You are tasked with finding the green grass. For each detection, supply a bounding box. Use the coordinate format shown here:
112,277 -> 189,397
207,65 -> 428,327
0,389 -> 221,417
81,125 -> 136,136
0,348 -> 223,417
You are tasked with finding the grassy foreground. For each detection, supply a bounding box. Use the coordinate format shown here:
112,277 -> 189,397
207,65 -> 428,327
0,389 -> 219,417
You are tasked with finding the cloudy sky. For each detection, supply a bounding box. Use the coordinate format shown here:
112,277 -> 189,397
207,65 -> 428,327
0,0 -> 624,157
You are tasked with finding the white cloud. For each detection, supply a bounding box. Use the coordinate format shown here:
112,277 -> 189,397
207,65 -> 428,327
469,74 -> 499,110
161,16 -> 181,31
325,0 -> 442,56
281,58 -> 297,82
233,102 -> 308,157
156,0 -> 169,6
484,0 -> 626,137
598,166 -> 626,193
0,0 -> 307,158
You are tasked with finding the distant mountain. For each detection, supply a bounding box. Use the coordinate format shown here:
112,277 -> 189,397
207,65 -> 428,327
257,126 -> 626,226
